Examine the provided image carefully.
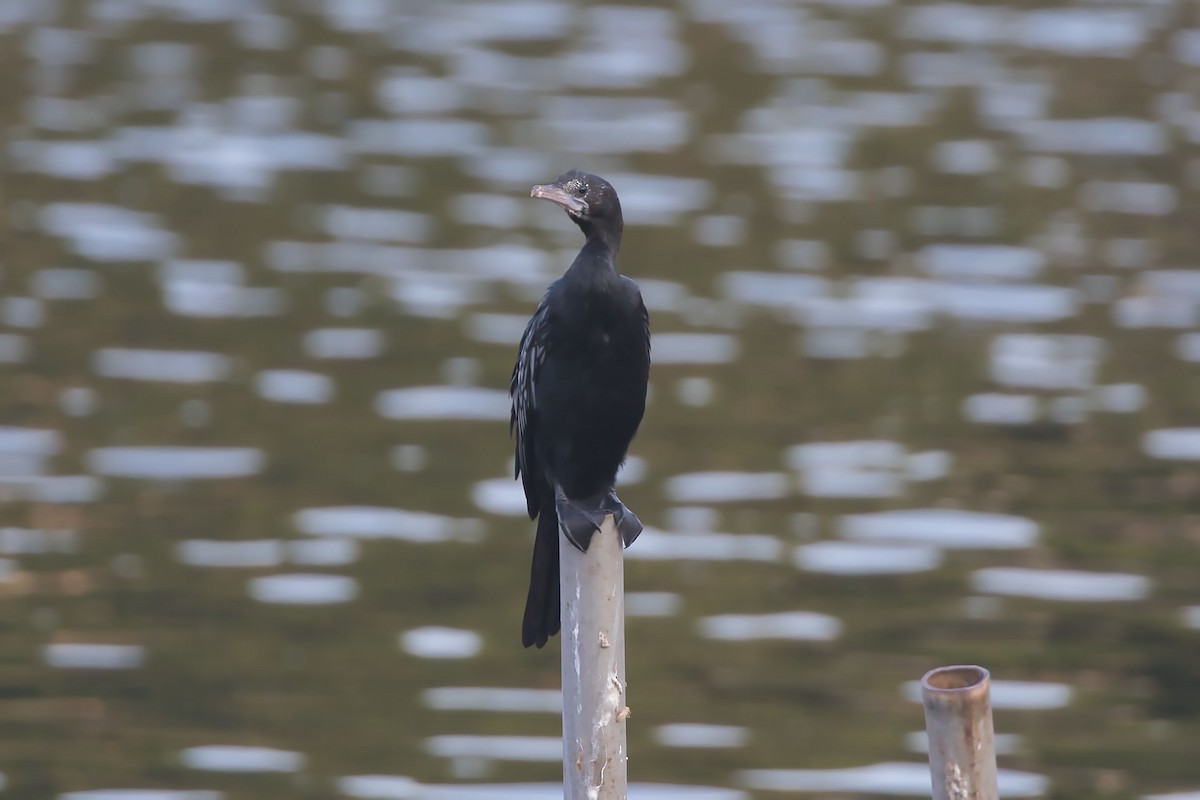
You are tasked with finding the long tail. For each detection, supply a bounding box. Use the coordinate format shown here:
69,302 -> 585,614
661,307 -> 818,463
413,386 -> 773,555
522,503 -> 560,648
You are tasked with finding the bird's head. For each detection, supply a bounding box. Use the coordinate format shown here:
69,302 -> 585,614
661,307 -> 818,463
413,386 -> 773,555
530,170 -> 623,247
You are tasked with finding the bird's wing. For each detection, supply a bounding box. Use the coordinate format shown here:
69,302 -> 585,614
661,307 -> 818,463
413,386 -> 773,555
622,275 -> 652,369
510,295 -> 552,519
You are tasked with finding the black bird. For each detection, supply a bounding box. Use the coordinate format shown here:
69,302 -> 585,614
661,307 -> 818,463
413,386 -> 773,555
511,170 -> 650,649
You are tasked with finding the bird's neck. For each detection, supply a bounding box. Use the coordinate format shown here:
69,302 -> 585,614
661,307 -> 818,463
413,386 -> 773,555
574,217 -> 622,261
569,238 -> 620,286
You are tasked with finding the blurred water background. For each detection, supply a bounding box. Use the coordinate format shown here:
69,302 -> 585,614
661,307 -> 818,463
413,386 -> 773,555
4,0 -> 1200,798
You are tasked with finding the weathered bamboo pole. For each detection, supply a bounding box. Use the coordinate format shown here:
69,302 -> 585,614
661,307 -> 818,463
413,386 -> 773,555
560,514 -> 629,800
920,665 -> 999,800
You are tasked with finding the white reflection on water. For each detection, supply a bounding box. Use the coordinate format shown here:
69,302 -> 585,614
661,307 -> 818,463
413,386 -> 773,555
1144,429 -> 1200,461
654,724 -> 749,749
303,328 -> 385,360
248,574 -> 359,605
40,203 -> 178,262
322,205 -> 432,244
1115,296 -> 1198,330
337,775 -> 418,799
422,687 -> 561,714
693,214 -> 746,247
157,260 -> 284,318
795,541 -> 941,575
1082,181 -> 1177,216
294,507 -> 482,543
87,447 -> 264,480
254,370 -> 336,405
464,313 -> 528,345
1016,8 -> 1146,56
901,5 -> 1009,44
377,73 -> 465,116
376,387 -> 509,421
1,475 -> 104,503
840,509 -> 1038,550
424,735 -> 559,762
739,761 -> 1047,796
719,272 -> 828,310
990,334 -> 1104,391
44,643 -> 146,670
176,539 -> 284,569
401,627 -> 483,660
1018,117 -> 1166,156
628,529 -> 782,563
537,97 -> 689,155
934,283 -> 1077,323
697,611 -> 841,642
350,119 -> 488,157
1093,383 -> 1146,414
11,140 -> 112,180
676,376 -> 715,407
163,283 -> 284,319
1,296 -> 42,329
288,538 -> 359,566
930,140 -> 998,175
470,479 -> 528,516
787,439 -> 944,499
0,426 -> 62,456
665,472 -> 789,503
971,567 -> 1151,602
627,591 -> 684,617
0,528 -> 78,554
59,792 -> 219,800
906,450 -> 952,481
963,392 -> 1039,425
565,7 -> 686,89
180,745 -> 305,773
916,245 -> 1043,281
787,440 -> 904,470
117,126 -> 346,200
92,349 -> 232,383
651,334 -> 739,365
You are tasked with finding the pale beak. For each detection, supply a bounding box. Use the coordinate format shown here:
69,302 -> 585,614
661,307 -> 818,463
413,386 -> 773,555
531,183 -> 587,215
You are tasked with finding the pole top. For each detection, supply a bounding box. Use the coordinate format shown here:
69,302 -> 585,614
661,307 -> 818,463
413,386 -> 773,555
922,664 -> 989,693
920,665 -> 991,709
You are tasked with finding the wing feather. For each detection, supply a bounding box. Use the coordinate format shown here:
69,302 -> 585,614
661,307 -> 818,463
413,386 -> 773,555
510,295 -> 552,518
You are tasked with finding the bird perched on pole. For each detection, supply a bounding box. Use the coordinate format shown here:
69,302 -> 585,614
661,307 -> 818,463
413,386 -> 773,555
511,170 -> 650,649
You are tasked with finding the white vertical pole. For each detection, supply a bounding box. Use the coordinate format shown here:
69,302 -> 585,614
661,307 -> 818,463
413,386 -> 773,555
560,514 -> 629,800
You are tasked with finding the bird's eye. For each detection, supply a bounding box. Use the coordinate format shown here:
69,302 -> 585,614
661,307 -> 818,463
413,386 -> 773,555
576,183 -> 588,196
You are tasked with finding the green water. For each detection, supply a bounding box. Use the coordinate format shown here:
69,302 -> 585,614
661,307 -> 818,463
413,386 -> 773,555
4,2 -> 1200,798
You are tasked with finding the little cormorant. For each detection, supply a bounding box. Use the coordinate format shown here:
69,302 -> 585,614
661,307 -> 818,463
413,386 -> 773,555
511,170 -> 650,649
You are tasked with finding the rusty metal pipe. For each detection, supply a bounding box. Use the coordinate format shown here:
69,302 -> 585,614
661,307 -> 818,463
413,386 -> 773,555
920,665 -> 999,800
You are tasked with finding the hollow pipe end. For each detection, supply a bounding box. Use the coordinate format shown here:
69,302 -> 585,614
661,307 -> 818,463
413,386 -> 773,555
921,665 -> 991,709
922,664 -> 989,692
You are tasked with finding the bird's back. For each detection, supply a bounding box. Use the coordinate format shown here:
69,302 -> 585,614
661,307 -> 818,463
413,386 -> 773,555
533,273 -> 649,500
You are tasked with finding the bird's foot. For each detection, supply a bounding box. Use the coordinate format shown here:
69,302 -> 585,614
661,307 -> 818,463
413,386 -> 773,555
555,489 -> 643,552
